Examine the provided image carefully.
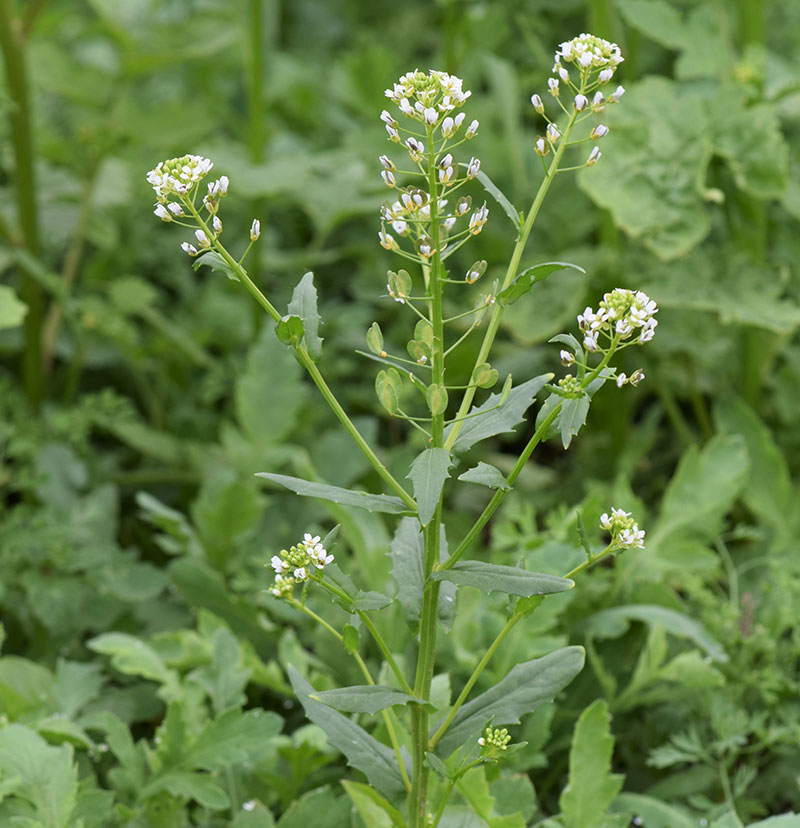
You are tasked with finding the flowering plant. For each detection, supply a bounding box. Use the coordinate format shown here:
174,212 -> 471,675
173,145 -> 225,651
146,34 -> 656,827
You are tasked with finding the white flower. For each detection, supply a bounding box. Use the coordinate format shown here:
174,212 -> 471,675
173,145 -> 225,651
381,170 -> 396,187
154,203 -> 171,221
454,112 -> 466,128
584,332 -> 598,351
146,154 -> 214,201
616,373 -> 627,388
438,165 -> 455,183
608,85 -> 625,102
195,229 -> 210,248
386,124 -> 400,142
212,216 -> 222,234
218,175 -> 229,195
468,202 -> 488,235
534,137 -> 549,156
599,506 -> 643,548
560,349 -> 575,366
592,91 -> 605,108
574,94 -> 588,111
271,555 -> 289,574
180,242 -> 198,256
379,230 -> 396,251
392,219 -> 409,234
587,146 -> 601,166
579,51 -> 594,68
380,109 -> 396,127
379,155 -> 395,171
250,219 -> 261,241
531,93 -> 544,113
441,116 -> 456,137
556,33 -> 623,70
546,123 -> 560,143
167,202 -> 185,216
405,137 -> 425,161
293,567 -> 308,581
590,124 -> 609,139
466,157 -> 480,179
465,119 -> 479,138
598,68 -> 613,83
559,65 -> 570,81
443,216 -> 456,231
548,78 -> 560,96
424,107 -> 438,125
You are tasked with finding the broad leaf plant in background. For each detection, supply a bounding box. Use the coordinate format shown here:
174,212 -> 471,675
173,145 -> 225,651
146,35 -> 655,827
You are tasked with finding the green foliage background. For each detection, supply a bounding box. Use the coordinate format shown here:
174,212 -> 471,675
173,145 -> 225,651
1,0 -> 800,825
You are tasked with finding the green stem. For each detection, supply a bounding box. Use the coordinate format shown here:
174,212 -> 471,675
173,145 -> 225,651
184,200 -> 416,510
429,612 -> 523,748
358,611 -> 415,696
0,0 -> 43,404
444,105 -> 581,452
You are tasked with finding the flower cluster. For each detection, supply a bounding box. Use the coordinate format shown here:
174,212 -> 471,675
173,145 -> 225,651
478,726 -> 512,757
600,507 -> 645,549
378,70 -> 487,262
529,33 -> 625,167
270,533 -> 334,598
147,154 -> 260,258
577,288 -> 658,352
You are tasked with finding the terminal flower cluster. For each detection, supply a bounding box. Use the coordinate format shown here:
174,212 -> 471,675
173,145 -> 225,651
270,533 -> 334,598
600,507 -> 645,549
378,70 -> 487,262
478,726 -> 512,758
146,154 -> 259,258
530,33 -> 625,167
577,288 -> 658,352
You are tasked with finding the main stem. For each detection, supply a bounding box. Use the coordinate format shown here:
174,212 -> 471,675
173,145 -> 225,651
409,127 -> 448,828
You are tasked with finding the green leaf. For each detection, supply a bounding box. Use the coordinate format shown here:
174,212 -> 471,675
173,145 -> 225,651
341,780 -> 406,828
498,262 -> 585,306
435,647 -> 585,757
584,604 -> 728,662
610,794 -> 696,828
351,590 -> 393,611
155,771 -> 229,810
649,434 -> 748,548
557,395 -> 590,449
87,633 -> 181,698
476,169 -> 521,229
447,374 -> 551,453
616,0 -> 686,49
425,751 -> 453,779
407,448 -> 453,526
0,724 -> 78,828
0,285 -> 28,330
193,250 -> 238,281
288,271 -> 324,359
275,314 -> 305,347
714,398 -> 792,536
342,625 -> 359,653
430,561 -> 573,598
276,786 -> 350,828
0,657 -> 54,719
457,462 -> 511,491
288,667 -> 407,801
747,816 -> 800,828
578,77 -> 713,260
235,323 -> 308,448
311,685 -> 423,715
256,473 -> 408,514
560,700 -> 624,828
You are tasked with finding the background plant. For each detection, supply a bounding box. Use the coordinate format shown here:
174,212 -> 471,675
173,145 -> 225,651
1,0 -> 799,825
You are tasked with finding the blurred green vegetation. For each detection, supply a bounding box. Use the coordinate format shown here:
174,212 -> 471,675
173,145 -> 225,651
1,0 -> 800,824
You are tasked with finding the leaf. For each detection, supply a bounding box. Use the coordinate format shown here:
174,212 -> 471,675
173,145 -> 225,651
584,604 -> 728,662
341,780 -> 407,828
458,462 -> 511,491
476,170 -> 521,230
256,473 -> 408,514
560,700 -> 624,828
0,724 -> 78,828
446,374 -> 552,453
276,785 -> 350,828
154,770 -> 229,810
235,323 -> 308,448
287,271 -> 323,359
0,285 -> 28,330
87,633 -> 181,698
430,561 -> 573,598
288,667 -> 407,801
193,250 -> 238,281
578,77 -> 713,260
557,395 -> 590,449
435,647 -> 585,757
311,685 -> 423,715
407,448 -> 453,526
616,0 -> 686,49
610,793 -> 696,828
649,434 -> 748,548
747,817 -> 800,828
351,590 -> 393,611
498,262 -> 585,306
275,314 -> 305,347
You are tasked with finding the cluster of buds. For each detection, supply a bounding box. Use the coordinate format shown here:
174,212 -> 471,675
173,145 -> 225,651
146,154 -> 259,258
530,33 -> 625,166
478,726 -> 512,758
269,533 -> 334,598
378,69 -> 488,262
577,288 -> 658,352
600,507 -> 645,549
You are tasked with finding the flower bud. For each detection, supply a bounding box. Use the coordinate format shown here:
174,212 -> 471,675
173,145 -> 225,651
441,116 -> 455,138
534,137 -> 549,156
558,65 -> 570,81
560,349 -> 575,366
465,119 -> 479,139
592,91 -> 605,108
195,229 -> 210,248
598,68 -> 614,83
250,219 -> 261,241
181,242 -> 199,256
531,93 -> 544,113
386,124 -> 400,142
608,85 -> 625,102
167,202 -> 185,217
579,51 -> 593,68
381,170 -> 396,187
466,157 -> 480,180
218,175 -> 229,195
379,155 -> 396,171
212,215 -> 222,234
424,107 -> 438,125
379,230 -> 396,251
574,94 -> 588,111
590,124 -> 609,139
455,196 -> 471,217
154,203 -> 171,221
548,78 -> 560,97
587,146 -> 601,166
380,109 -> 396,127
546,123 -> 560,144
